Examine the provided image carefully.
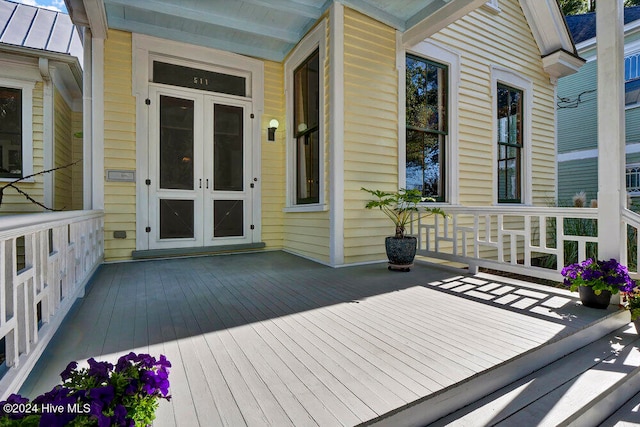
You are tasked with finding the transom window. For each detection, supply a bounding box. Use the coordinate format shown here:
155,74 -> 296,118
625,52 -> 640,106
0,86 -> 22,179
293,49 -> 320,205
497,83 -> 523,203
405,55 -> 448,201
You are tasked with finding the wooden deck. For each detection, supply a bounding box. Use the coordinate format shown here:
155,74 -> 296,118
19,251 -> 618,426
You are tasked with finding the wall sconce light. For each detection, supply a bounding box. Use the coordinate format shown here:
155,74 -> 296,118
268,119 -> 279,141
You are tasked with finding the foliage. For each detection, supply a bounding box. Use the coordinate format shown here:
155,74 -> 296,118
0,353 -> 170,427
560,0 -> 640,15
361,187 -> 446,239
561,258 -> 637,295
623,288 -> 640,321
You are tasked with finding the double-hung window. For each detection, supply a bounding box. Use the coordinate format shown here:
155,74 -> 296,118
0,86 -> 23,179
496,83 -> 523,203
293,50 -> 320,205
405,55 -> 448,201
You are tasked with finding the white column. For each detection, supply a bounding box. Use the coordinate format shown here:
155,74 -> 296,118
91,37 -> 105,210
597,0 -> 625,260
82,27 -> 93,210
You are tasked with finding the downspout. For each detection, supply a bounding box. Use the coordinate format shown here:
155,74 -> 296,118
83,27 -> 93,209
39,58 -> 54,210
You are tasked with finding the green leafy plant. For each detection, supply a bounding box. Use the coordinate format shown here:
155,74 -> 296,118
0,352 -> 170,427
623,289 -> 640,321
361,187 -> 446,238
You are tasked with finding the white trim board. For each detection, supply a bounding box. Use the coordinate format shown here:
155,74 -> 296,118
558,142 -> 640,162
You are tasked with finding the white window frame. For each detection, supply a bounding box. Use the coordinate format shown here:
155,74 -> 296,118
0,77 -> 34,182
626,162 -> 640,196
491,66 -> 533,205
284,20 -> 327,212
400,39 -> 460,205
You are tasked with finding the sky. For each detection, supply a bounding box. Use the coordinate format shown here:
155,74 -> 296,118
12,0 -> 67,13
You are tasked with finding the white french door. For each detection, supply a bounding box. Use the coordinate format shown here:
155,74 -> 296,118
147,84 -> 253,249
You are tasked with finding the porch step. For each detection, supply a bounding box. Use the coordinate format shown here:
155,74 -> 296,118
369,308 -> 630,427
429,321 -> 640,427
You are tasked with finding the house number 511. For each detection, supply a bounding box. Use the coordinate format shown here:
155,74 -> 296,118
193,77 -> 209,86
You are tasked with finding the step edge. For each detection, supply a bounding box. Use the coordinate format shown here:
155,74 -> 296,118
365,309 -> 630,427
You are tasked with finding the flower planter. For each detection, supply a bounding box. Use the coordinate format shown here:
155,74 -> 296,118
633,317 -> 640,334
578,286 -> 612,309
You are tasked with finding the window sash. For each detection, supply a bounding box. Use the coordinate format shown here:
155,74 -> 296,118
293,50 -> 320,205
497,83 -> 523,203
405,55 -> 448,201
0,86 -> 23,179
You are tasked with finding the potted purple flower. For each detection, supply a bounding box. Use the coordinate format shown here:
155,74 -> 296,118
0,352 -> 170,426
561,258 -> 637,309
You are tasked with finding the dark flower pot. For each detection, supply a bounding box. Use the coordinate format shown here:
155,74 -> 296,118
578,286 -> 612,309
385,236 -> 417,268
633,318 -> 640,335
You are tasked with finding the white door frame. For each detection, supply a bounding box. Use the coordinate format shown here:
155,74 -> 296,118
132,34 -> 264,252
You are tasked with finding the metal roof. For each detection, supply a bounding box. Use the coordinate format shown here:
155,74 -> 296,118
0,0 -> 82,60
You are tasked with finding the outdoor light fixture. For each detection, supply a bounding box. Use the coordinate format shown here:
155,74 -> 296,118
268,119 -> 279,141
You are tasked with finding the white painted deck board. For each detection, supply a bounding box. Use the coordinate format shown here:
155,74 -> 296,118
19,252 -> 616,427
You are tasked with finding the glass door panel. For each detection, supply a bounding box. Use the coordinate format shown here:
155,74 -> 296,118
160,96 -> 194,190
214,104 -> 244,191
213,200 -> 243,237
160,199 -> 195,238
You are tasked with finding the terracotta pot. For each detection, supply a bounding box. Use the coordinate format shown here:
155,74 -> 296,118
578,286 -> 612,309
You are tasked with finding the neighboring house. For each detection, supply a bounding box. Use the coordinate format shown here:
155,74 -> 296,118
63,0 -> 583,265
558,7 -> 640,205
0,0 -> 83,213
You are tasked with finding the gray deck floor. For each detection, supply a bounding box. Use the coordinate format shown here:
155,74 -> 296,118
19,251 -> 614,426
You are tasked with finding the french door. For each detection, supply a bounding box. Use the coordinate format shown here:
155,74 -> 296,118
147,85 -> 253,249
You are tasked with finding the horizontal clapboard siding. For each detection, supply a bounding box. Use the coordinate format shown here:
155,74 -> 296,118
342,7 -> 399,264
430,0 -> 557,206
104,29 -> 137,261
54,89 -> 73,211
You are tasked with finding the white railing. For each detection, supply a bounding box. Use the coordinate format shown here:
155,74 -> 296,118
0,210 -> 104,399
412,206 -> 599,281
622,208 -> 640,277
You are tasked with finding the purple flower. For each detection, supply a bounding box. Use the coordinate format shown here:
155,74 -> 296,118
87,358 -> 114,382
89,385 -> 115,407
60,361 -> 78,381
562,258 -> 638,295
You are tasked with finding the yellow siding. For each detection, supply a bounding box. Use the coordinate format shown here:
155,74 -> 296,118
261,61 -> 285,249
71,111 -> 83,210
342,8 -> 399,264
53,89 -> 73,210
430,0 -> 556,206
103,29 -> 137,261
281,16 -> 332,264
0,82 -> 45,214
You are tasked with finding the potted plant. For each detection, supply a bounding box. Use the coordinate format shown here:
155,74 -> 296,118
561,258 -> 637,309
0,352 -> 171,426
362,187 -> 446,271
622,289 -> 640,333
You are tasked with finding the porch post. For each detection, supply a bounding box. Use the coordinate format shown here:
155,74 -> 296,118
596,0 -> 625,260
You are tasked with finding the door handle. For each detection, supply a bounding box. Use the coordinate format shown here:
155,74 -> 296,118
206,179 -> 209,189
199,179 -> 202,189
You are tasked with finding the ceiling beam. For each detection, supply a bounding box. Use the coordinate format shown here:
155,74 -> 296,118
105,0 -> 302,44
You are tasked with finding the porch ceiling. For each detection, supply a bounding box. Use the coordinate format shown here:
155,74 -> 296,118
98,0 -> 447,61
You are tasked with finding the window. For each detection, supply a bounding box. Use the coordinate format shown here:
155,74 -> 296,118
293,50 -> 320,205
496,83 -> 523,203
627,163 -> 640,195
0,87 -> 22,178
625,52 -> 640,106
284,20 -> 325,210
405,55 -> 448,201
